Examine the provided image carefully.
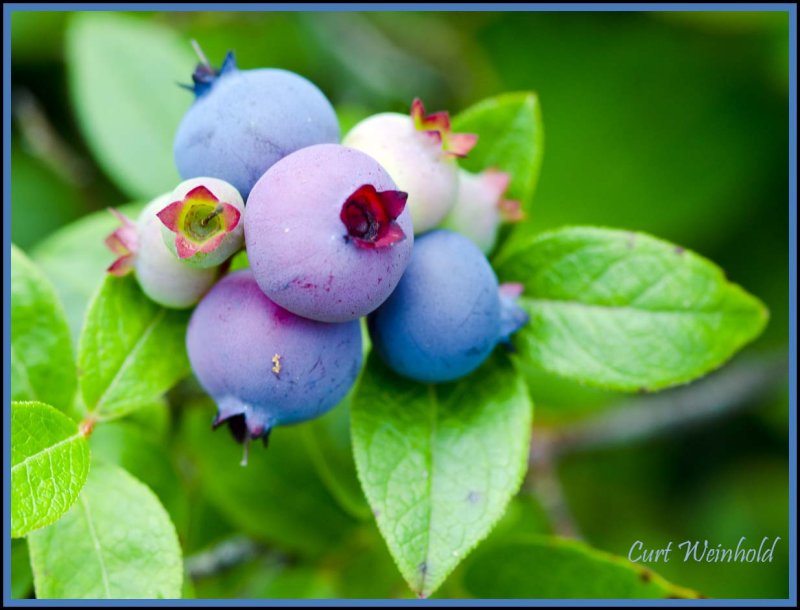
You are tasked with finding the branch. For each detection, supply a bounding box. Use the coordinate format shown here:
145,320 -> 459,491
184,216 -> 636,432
526,457 -> 583,540
532,353 -> 787,461
185,536 -> 263,579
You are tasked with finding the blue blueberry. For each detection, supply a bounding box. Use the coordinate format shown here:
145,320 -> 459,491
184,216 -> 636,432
174,52 -> 339,199
368,230 -> 526,383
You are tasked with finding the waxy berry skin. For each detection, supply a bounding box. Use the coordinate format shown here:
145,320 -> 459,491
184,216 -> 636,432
186,270 -> 363,442
134,195 -> 220,308
174,53 -> 339,199
368,230 -> 524,383
245,144 -> 414,323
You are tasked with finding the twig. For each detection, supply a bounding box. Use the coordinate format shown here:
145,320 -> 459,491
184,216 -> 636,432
185,536 -> 263,579
12,88 -> 93,186
527,455 -> 583,540
533,353 -> 787,460
525,353 -> 786,539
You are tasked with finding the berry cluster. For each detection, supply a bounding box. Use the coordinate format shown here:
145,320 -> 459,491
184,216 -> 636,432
106,49 -> 528,450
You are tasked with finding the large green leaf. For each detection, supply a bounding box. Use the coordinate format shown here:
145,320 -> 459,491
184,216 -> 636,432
11,245 -> 76,410
11,145 -> 85,251
90,421 -> 188,531
11,539 -> 33,599
32,202 -> 146,343
28,461 -> 183,599
180,404 -> 355,557
462,537 -> 700,598
78,274 -> 191,421
11,401 -> 90,538
495,226 -> 768,392
452,92 -> 544,207
351,354 -> 533,598
65,12 -> 193,199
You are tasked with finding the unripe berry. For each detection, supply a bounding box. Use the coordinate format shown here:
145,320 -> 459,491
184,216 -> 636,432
441,169 -> 523,254
158,177 -> 245,268
343,99 -> 477,234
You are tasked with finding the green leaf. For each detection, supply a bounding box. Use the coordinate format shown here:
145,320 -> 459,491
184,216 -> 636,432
90,421 -> 188,531
11,401 -> 90,538
452,92 -> 544,207
32,202 -> 146,343
78,274 -> 191,421
495,226 -> 768,392
11,145 -> 86,251
11,245 -> 76,410
28,460 -> 183,599
65,12 -> 193,200
11,539 -> 33,599
462,537 -> 700,599
303,389 -> 371,521
180,404 -> 356,557
351,353 -> 533,598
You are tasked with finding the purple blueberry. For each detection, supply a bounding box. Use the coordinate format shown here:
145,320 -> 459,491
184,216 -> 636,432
174,51 -> 339,199
368,230 -> 528,383
245,143 -> 414,323
187,270 -> 363,445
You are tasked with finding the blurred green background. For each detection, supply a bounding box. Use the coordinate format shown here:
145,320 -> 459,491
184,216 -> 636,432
11,10 -> 790,599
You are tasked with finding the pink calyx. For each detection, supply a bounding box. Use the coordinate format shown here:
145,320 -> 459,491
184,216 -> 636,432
411,97 -> 478,158
481,169 -> 524,223
157,185 -> 241,259
104,208 -> 138,276
341,184 -> 408,249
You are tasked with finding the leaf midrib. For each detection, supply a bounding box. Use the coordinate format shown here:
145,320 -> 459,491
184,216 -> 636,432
416,384 -> 438,596
80,494 -> 112,597
87,308 -> 166,414
11,433 -> 83,472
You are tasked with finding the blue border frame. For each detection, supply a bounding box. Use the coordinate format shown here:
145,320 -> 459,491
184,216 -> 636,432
3,3 -> 797,606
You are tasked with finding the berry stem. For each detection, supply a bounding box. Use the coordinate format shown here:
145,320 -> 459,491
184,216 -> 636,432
190,39 -> 212,68
240,437 -> 250,467
79,416 -> 97,438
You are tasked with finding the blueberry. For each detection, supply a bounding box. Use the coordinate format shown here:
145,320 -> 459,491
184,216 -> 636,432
105,196 -> 220,308
368,230 -> 527,383
157,177 -> 245,268
174,51 -> 339,199
186,269 -> 363,446
343,98 -> 477,234
441,169 -> 523,254
245,143 -> 414,323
